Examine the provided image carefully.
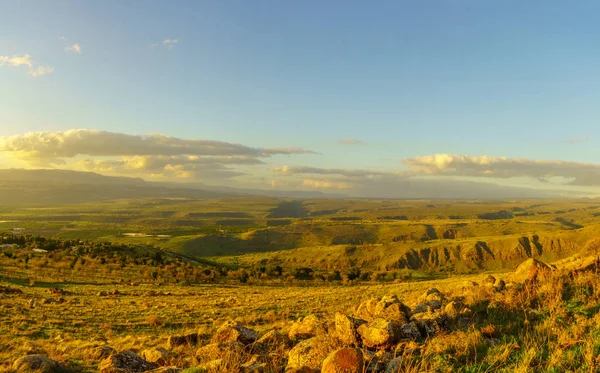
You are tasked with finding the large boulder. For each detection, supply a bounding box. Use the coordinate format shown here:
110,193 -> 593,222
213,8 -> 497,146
286,336 -> 335,371
288,314 -> 326,341
212,321 -> 258,345
334,313 -> 365,346
512,258 -> 551,283
13,355 -> 66,373
140,347 -> 171,366
99,350 -> 157,373
321,348 -> 364,373
357,318 -> 398,348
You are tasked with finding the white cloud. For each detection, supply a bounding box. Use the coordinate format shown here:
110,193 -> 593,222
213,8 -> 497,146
0,54 -> 53,77
339,138 -> 367,145
28,66 -> 54,77
404,153 -> 600,186
58,36 -> 65,40
153,39 -> 180,49
65,44 -> 82,54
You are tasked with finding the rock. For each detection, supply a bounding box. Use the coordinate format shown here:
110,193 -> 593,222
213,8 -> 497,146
397,322 -> 421,340
287,336 -> 335,370
444,301 -> 466,315
426,299 -> 442,311
483,275 -> 496,285
27,299 -> 41,308
384,358 -> 401,373
166,333 -> 198,349
410,312 -> 446,338
288,314 -> 326,341
88,346 -> 116,360
512,258 -> 551,283
461,281 -> 479,290
196,341 -> 244,360
412,304 -> 429,314
97,291 -> 108,297
99,350 -> 157,373
494,279 -> 506,291
357,318 -> 398,348
334,313 -> 365,346
354,298 -> 379,321
355,296 -> 410,324
254,330 -> 289,353
212,321 -> 258,345
12,355 -> 65,373
374,296 -> 411,324
41,298 -> 57,305
140,347 -> 171,366
321,348 -> 364,373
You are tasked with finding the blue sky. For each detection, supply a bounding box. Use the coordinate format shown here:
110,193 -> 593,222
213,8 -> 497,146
1,0 -> 600,197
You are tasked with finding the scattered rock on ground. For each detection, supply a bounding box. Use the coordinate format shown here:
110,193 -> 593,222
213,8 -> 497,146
212,321 -> 258,345
13,355 -> 65,373
321,347 -> 364,373
99,350 -> 157,373
140,347 -> 171,366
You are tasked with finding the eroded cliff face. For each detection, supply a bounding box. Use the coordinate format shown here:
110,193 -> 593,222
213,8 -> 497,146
392,235 -> 581,271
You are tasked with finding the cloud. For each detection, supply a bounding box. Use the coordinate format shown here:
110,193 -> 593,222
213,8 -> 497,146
0,129 -> 314,163
0,129 -> 315,182
568,136 -> 590,144
0,55 -> 33,68
0,54 -> 53,77
153,39 -> 180,49
270,165 -> 394,178
65,44 -> 82,54
28,66 -> 54,77
404,153 -> 600,186
302,179 -> 351,189
339,138 -> 367,145
58,36 -> 65,40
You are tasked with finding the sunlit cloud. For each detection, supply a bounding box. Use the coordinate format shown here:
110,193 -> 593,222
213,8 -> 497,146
65,44 -> 82,54
339,138 -> 367,145
0,54 -> 53,77
404,153 -> 600,186
0,129 -> 315,182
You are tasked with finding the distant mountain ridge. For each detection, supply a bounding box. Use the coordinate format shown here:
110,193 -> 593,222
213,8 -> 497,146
0,169 -> 347,205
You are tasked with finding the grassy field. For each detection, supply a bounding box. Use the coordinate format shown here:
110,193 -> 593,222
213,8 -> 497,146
3,197 -> 600,372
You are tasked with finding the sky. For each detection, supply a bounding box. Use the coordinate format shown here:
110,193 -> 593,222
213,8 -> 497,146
2,0 -> 600,198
